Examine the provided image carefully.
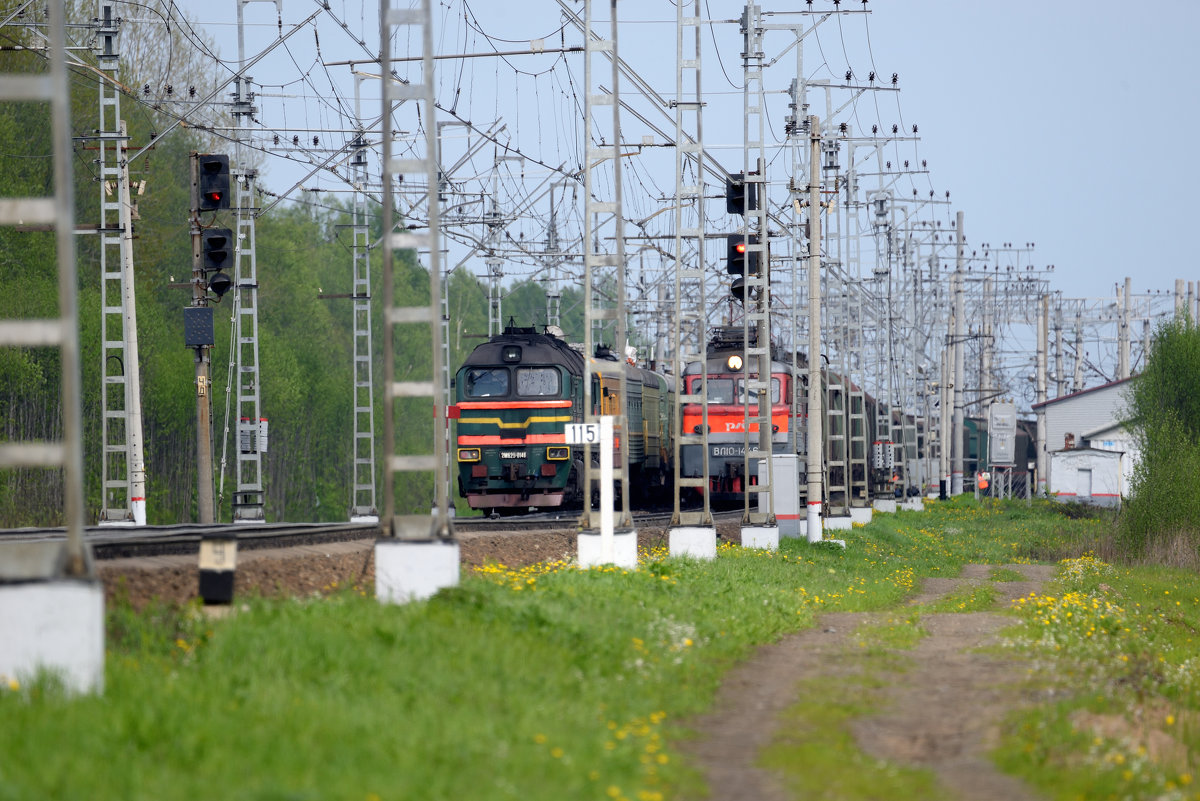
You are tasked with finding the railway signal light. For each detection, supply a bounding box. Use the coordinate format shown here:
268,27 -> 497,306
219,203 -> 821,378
726,233 -> 761,276
201,227 -> 233,298
201,228 -> 231,271
198,153 -> 230,210
207,270 -> 233,299
725,172 -> 758,215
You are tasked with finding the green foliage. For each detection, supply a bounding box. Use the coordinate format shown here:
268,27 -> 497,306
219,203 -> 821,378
1120,316 -> 1200,555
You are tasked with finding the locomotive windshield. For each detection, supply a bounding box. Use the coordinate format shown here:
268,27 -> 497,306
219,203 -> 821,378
465,368 -> 509,398
706,378 -> 735,404
738,377 -> 782,403
690,376 -> 780,404
516,367 -> 560,397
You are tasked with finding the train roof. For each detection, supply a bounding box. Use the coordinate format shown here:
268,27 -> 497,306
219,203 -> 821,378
460,325 -> 585,372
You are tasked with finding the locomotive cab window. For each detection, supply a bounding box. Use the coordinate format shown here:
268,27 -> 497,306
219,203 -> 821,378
704,378 -> 735,405
737,377 -> 782,404
516,367 -> 560,397
465,368 -> 509,398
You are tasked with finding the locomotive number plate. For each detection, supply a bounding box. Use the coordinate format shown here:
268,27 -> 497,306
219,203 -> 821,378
565,423 -> 600,444
500,450 -> 528,459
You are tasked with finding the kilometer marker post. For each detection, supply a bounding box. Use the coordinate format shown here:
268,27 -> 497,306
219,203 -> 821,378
572,418 -> 634,568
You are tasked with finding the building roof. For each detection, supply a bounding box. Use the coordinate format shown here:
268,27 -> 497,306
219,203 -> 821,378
1031,376 -> 1133,411
1050,446 -> 1125,457
1083,420 -> 1130,440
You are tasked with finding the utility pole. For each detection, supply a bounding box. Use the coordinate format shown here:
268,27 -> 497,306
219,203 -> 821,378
1118,276 -> 1132,379
579,0 -> 634,548
805,115 -> 823,542
115,121 -> 146,525
667,0 -> 715,553
739,2 -> 776,542
376,0 -> 459,603
1054,301 -> 1065,397
940,312 -> 952,499
981,275 -> 994,413
348,72 -> 377,523
229,0 -> 270,523
187,155 -> 215,524
951,211 -> 965,495
94,3 -> 146,525
1035,294 -> 1048,496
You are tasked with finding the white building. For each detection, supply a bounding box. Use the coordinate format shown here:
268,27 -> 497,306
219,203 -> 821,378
1031,377 -> 1137,503
1048,448 -> 1125,507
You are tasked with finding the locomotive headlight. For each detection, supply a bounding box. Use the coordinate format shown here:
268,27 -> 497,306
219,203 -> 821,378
726,354 -> 743,371
546,446 -> 569,461
501,345 -> 522,363
457,448 -> 481,462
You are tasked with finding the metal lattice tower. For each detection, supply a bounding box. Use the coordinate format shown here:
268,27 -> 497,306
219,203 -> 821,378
230,0 -> 270,522
670,0 -> 712,528
580,0 -> 632,530
484,161 -> 510,336
543,183 -> 566,329
94,4 -> 145,525
380,0 -> 453,540
740,3 -> 774,526
0,0 -> 88,571
348,111 -> 377,521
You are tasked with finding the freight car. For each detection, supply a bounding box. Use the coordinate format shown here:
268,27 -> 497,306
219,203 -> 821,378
453,325 -> 674,513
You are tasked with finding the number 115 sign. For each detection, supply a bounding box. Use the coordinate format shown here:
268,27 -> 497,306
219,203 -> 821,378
565,422 -> 601,445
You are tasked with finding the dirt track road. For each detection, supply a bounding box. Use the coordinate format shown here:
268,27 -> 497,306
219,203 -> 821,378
685,563 -> 1056,801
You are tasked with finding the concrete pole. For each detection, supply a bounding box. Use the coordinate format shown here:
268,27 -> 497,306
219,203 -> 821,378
1053,303 -> 1064,398
981,275 -> 993,410
1175,278 -> 1186,318
1118,276 -> 1131,380
1073,317 -> 1084,392
117,123 -> 146,525
951,211 -> 965,495
939,340 -> 951,499
806,115 -> 823,542
1143,320 -> 1151,373
1036,294 -> 1048,496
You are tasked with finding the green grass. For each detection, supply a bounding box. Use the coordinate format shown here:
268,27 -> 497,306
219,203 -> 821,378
1,496 -> 1192,801
996,555 -> 1200,800
989,567 -> 1027,583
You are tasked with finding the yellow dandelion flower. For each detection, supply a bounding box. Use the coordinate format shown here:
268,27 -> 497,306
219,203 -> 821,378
534,733 -> 547,744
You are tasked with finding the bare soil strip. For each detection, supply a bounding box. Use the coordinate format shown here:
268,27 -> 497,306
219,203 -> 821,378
683,564 -> 1056,801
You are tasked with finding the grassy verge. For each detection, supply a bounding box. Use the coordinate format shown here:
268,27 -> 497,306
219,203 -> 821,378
996,554 -> 1200,799
0,497 -> 1187,801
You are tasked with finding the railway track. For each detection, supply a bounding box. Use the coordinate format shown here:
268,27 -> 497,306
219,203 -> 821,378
0,508 -> 740,561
